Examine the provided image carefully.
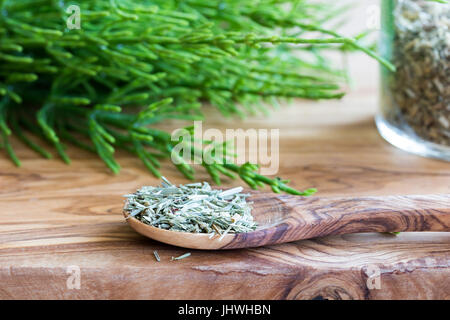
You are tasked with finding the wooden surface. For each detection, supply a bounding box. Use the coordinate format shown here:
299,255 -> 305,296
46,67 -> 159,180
1,53 -> 450,299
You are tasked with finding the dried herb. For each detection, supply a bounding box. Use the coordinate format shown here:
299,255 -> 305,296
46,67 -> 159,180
153,250 -> 161,262
384,0 -> 449,146
171,253 -> 191,261
124,177 -> 257,235
0,0 -> 394,194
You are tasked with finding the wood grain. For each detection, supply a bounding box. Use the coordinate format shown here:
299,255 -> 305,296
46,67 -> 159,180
223,194 -> 450,249
0,51 -> 449,299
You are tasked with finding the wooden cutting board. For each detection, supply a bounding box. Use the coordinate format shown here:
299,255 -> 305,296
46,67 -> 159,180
0,54 -> 449,300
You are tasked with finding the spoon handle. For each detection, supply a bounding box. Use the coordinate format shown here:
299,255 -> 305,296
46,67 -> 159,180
278,194 -> 450,240
224,194 -> 450,249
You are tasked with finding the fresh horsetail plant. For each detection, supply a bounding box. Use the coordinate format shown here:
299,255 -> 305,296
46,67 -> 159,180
124,177 -> 257,236
0,0 -> 395,194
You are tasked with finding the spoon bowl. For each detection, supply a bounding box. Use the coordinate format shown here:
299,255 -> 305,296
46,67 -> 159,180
125,192 -> 450,250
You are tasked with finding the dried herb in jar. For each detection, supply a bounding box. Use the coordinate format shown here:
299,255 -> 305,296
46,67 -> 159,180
388,0 -> 449,146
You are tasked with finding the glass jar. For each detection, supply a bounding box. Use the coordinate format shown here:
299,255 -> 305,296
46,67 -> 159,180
376,0 -> 450,161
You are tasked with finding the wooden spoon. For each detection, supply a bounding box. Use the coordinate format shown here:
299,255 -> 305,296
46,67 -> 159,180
124,193 -> 450,250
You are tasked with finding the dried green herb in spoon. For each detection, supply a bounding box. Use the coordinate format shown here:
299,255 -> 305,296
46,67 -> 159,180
124,177 -> 257,237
